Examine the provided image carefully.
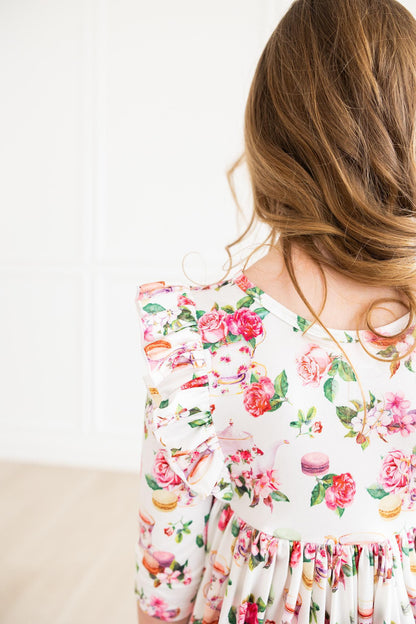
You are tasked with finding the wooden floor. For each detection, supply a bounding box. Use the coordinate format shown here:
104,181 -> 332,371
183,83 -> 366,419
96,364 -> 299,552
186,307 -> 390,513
0,460 -> 139,624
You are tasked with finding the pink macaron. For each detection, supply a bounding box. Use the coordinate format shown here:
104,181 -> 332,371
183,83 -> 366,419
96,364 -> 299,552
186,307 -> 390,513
301,451 -> 330,476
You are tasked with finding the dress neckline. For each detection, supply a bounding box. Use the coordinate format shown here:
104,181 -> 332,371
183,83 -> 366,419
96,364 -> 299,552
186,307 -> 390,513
231,269 -> 411,344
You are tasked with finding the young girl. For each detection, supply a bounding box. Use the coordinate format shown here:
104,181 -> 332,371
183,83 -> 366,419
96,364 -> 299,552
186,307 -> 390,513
134,1 -> 416,622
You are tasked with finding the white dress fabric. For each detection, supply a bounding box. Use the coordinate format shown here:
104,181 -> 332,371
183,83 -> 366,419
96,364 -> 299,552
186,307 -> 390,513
133,269 -> 416,624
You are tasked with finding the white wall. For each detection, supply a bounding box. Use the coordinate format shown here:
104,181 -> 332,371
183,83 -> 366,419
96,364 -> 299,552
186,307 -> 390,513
0,0 -> 286,472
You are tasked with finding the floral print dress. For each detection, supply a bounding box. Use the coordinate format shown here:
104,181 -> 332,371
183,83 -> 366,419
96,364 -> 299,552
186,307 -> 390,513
134,270 -> 416,624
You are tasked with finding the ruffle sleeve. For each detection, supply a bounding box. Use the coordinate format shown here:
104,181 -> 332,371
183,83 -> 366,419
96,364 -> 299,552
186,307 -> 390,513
134,279 -> 232,502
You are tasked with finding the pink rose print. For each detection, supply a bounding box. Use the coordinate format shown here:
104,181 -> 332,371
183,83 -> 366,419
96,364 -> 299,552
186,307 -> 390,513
289,540 -> 302,568
153,450 -> 182,488
312,420 -> 323,434
243,376 -> 275,417
378,449 -> 410,492
324,473 -> 356,510
227,308 -> 264,341
238,601 -> 259,624
218,505 -> 234,531
296,344 -> 333,387
311,471 -> 356,516
197,309 -> 229,344
177,294 -> 195,306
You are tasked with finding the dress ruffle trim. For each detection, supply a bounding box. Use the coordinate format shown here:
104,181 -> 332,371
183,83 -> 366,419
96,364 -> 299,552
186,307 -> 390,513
135,280 -> 233,501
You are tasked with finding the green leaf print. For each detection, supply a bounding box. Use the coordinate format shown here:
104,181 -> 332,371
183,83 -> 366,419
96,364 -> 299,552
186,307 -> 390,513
144,474 -> 162,490
248,554 -> 262,571
195,534 -> 204,548
306,406 -> 317,421
274,370 -> 288,397
228,605 -> 237,624
246,286 -> 263,297
309,599 -> 320,623
253,306 -> 269,319
159,399 -> 169,409
231,518 -> 240,537
270,490 -> 290,502
236,295 -> 255,309
337,360 -> 357,382
256,597 -> 267,612
188,413 -> 212,428
176,308 -> 197,325
269,397 -> 284,411
321,473 -> 337,485
142,302 -> 166,314
297,316 -> 311,331
195,309 -> 205,319
310,481 -> 326,506
367,484 -> 389,499
221,304 -> 235,314
336,405 -> 356,427
405,358 -> 415,372
324,377 -> 338,402
327,360 -> 339,376
250,372 -> 260,384
344,430 -> 357,438
335,506 -> 345,517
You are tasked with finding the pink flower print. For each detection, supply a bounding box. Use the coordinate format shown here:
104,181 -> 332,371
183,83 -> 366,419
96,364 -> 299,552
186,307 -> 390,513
290,540 -> 302,568
304,542 -> 317,560
153,450 -> 182,488
156,567 -> 182,585
218,505 -> 234,531
378,449 -> 410,492
312,420 -> 323,434
164,526 -> 174,537
324,473 -> 356,510
177,294 -> 196,306
351,401 -> 394,438
395,331 -> 416,356
243,376 -> 275,417
385,391 -> 411,418
239,345 -> 251,354
383,392 -> 416,436
238,601 -> 259,624
240,450 -> 253,462
251,532 -> 261,557
197,309 -> 229,344
148,596 -> 172,619
227,308 -> 264,340
396,410 -> 416,436
296,344 -> 333,387
253,468 -> 280,501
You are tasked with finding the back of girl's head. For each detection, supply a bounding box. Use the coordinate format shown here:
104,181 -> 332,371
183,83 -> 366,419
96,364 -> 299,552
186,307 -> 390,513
244,0 -> 416,269
218,0 -> 416,352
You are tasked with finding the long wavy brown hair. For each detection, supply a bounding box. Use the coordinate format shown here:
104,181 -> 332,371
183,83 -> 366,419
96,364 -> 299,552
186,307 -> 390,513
182,0 -> 416,427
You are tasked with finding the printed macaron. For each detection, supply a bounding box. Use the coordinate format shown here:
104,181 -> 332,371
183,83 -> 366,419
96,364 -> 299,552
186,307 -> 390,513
152,550 -> 175,568
378,492 -> 402,520
301,451 -> 330,476
151,489 -> 178,511
142,549 -> 161,575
